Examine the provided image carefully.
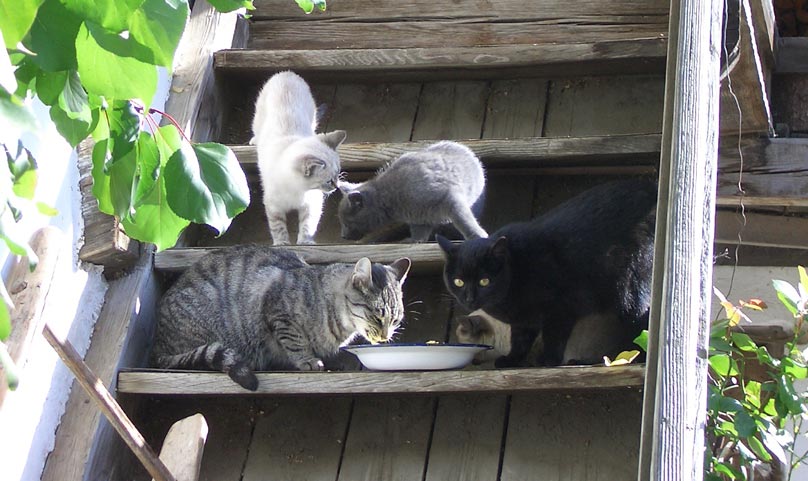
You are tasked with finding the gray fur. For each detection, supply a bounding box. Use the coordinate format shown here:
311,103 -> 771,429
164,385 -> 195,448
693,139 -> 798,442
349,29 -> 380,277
338,141 -> 488,242
152,245 -> 411,390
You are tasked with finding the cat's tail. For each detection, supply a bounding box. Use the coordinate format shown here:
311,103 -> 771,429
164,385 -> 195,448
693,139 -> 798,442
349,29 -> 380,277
154,342 -> 259,391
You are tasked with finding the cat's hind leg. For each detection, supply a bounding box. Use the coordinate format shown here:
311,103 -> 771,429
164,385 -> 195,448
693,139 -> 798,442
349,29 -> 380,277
406,224 -> 434,243
296,190 -> 324,245
155,342 -> 259,391
269,317 -> 326,370
448,196 -> 488,239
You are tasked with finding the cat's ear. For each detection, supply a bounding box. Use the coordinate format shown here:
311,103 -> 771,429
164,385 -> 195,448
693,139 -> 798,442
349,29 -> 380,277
436,235 -> 456,256
389,257 -> 411,284
490,236 -> 509,259
302,157 -> 326,177
352,257 -> 373,291
320,130 -> 347,150
347,191 -> 364,210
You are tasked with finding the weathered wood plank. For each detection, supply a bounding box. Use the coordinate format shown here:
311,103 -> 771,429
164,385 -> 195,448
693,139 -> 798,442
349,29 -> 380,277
425,395 -> 508,481
337,396 -> 433,481
213,41 -> 668,81
411,81 -> 489,141
715,210 -> 808,250
502,391 -> 643,480
251,0 -> 670,20
248,21 -> 667,51
241,398 -> 351,481
233,134 -> 664,181
154,244 -> 445,273
775,37 -> 808,73
326,83 -> 421,143
116,365 -> 646,395
152,414 -> 208,481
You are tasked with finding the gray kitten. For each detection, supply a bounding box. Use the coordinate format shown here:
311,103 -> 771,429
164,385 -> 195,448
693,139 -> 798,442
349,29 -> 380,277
338,141 -> 488,242
152,245 -> 411,390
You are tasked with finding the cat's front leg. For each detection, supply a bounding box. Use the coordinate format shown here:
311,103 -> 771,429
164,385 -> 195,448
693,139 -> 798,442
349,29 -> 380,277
494,325 -> 539,368
266,208 -> 290,245
269,317 -> 325,370
407,224 -> 434,243
297,190 -> 324,244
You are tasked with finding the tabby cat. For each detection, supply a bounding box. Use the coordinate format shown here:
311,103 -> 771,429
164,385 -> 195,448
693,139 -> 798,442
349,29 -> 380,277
251,71 -> 346,245
152,245 -> 411,390
338,141 -> 487,242
438,178 -> 656,367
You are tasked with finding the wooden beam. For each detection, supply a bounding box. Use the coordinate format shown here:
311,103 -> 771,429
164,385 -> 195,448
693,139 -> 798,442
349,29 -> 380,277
155,244 -> 445,273
775,37 -> 808,73
116,365 -> 645,396
715,210 -> 808,250
213,41 -> 668,81
640,0 -> 723,479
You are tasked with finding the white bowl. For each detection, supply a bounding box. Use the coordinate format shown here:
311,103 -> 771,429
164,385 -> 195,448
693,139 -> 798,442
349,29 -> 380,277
340,343 -> 493,371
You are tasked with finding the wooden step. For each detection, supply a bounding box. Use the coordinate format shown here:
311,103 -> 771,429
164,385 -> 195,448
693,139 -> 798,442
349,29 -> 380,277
117,364 -> 645,396
155,244 -> 445,274
214,42 -> 667,81
233,134 -> 663,181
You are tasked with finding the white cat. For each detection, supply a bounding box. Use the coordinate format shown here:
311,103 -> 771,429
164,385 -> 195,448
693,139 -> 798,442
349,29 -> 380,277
251,71 -> 346,245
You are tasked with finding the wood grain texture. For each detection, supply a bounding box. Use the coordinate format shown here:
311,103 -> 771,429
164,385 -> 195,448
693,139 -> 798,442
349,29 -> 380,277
251,0 -> 670,20
213,41 -> 668,81
327,83 -> 421,142
425,395 -> 508,481
241,398 -> 351,481
410,81 -> 489,141
337,396 -> 434,481
153,414 -> 208,481
502,391 -> 643,480
116,365 -> 646,395
42,248 -> 159,481
715,210 -> 808,249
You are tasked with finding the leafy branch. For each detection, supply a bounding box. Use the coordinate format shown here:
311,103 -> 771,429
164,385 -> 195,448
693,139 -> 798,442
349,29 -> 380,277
0,0 -> 324,389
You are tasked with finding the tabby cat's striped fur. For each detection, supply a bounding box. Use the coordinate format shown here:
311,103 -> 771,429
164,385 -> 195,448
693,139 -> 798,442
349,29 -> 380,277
152,245 -> 411,390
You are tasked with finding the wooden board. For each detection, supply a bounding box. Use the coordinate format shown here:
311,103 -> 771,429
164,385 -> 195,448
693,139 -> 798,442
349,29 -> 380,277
424,394 -> 508,481
501,391 -> 643,480
116,365 -> 646,395
337,396 -> 434,481
326,83 -> 422,142
543,75 -> 665,136
714,210 -> 808,250
410,81 -> 489,141
152,414 -> 208,481
213,42 -> 667,82
252,0 -> 670,20
241,398 -> 352,481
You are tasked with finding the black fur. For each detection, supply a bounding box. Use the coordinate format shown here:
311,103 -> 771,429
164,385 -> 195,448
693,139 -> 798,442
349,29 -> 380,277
437,178 -> 656,367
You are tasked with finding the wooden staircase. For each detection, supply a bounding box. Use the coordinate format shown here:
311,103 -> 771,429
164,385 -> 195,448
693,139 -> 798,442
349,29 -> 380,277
73,0 -> 787,479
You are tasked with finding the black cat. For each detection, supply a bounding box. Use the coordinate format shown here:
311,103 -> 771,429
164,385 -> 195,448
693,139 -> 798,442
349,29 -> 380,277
437,178 -> 657,367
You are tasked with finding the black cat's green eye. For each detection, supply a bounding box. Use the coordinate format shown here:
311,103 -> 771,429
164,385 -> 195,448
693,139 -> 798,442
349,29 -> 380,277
479,278 -> 490,287
453,278 -> 465,287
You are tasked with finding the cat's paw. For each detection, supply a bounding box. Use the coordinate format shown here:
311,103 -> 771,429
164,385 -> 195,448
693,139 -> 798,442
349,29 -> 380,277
228,362 -> 259,391
296,237 -> 316,245
272,239 -> 291,246
298,359 -> 325,371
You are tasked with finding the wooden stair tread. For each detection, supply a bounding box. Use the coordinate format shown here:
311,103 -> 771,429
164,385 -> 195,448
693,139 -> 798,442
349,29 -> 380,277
117,364 -> 645,396
213,42 -> 667,80
155,244 -> 444,273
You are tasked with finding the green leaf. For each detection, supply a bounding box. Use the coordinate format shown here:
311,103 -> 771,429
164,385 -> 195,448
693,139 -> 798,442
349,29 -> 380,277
799,266 -> 808,296
0,298 -> 9,341
91,139 -> 114,214
50,102 -> 93,147
207,0 -> 255,13
734,410 -> 757,438
633,330 -> 648,352
0,89 -> 37,133
0,215 -> 38,269
35,70 -> 68,105
128,0 -> 189,68
709,391 -> 744,413
713,462 -> 742,480
0,31 -> 16,93
61,0 -> 142,33
133,132 -> 160,206
120,173 -> 189,252
0,341 -> 19,390
745,436 -> 772,462
731,332 -> 758,352
36,202 -> 58,216
709,353 -> 739,377
0,0 -> 45,49
27,0 -> 81,71
58,70 -> 92,123
164,141 -> 249,234
782,356 -> 808,379
296,0 -> 314,13
6,140 -> 38,200
108,143 -> 138,219
75,21 -> 157,105
777,374 -> 805,415
773,279 -> 800,316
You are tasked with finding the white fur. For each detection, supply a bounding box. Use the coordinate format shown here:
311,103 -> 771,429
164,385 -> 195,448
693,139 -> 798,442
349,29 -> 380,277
252,71 -> 345,245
